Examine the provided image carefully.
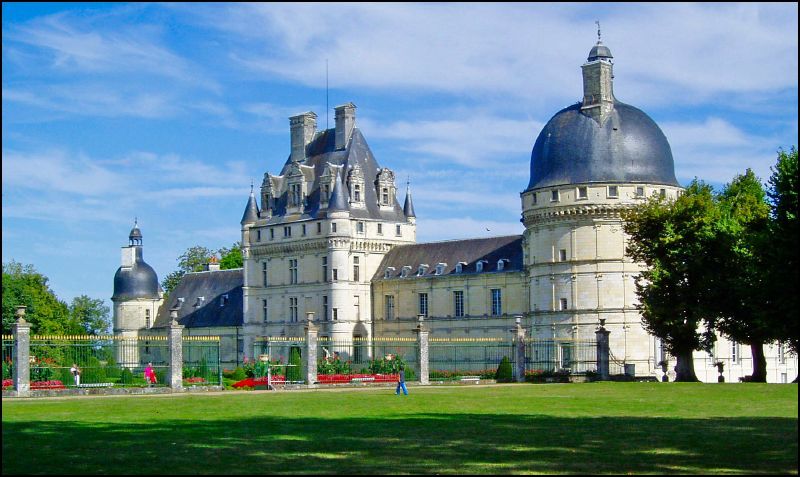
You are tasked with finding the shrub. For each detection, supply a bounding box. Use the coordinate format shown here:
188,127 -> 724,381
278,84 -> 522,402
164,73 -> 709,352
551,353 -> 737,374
120,367 -> 134,385
285,347 -> 302,382
495,356 -> 513,383
81,356 -> 107,384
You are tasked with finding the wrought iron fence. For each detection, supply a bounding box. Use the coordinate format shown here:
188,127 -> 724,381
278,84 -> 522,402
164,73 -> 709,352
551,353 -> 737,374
2,335 -> 13,386
27,335 -> 170,388
182,336 -> 222,386
316,337 -> 418,384
428,338 -> 515,382
525,339 -> 597,379
253,337 -> 306,385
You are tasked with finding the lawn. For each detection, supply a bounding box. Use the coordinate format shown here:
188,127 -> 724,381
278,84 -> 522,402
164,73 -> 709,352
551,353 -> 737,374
2,383 -> 797,474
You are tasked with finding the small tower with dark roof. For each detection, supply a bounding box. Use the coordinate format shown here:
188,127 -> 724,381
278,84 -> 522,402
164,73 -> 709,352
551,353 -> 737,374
403,179 -> 416,223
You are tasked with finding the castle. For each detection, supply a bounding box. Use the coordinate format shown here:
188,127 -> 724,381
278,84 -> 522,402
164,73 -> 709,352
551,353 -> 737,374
112,38 -> 797,383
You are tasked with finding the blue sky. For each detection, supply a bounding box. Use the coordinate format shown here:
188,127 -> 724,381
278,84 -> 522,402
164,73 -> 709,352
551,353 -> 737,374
3,3 -> 798,312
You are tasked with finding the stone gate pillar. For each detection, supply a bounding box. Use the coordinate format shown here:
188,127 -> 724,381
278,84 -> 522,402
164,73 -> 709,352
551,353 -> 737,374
513,316 -> 526,383
596,319 -> 610,380
305,312 -> 318,387
415,315 -> 429,385
168,311 -> 184,390
12,307 -> 31,397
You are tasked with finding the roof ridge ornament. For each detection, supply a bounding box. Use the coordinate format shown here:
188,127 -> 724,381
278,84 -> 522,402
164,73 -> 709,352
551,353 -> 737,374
596,20 -> 601,42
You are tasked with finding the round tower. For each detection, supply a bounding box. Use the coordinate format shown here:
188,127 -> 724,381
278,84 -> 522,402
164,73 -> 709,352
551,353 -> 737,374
520,38 -> 683,375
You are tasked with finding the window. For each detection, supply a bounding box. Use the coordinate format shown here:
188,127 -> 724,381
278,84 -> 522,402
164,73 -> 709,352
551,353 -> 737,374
731,341 -> 740,364
577,186 -> 588,199
270,229 -> 275,240
401,266 -> 412,278
284,226 -> 291,238
559,249 -> 567,262
353,257 -> 360,282
454,291 -> 464,317
491,289 -> 502,316
551,190 -> 560,202
384,267 -> 395,279
289,297 -> 298,322
532,193 -> 537,205
333,308 -> 338,321
385,295 -> 395,320
322,257 -> 328,282
302,224 -> 306,236
435,263 -> 446,275
354,184 -> 361,202
561,343 -> 573,369
317,222 -> 322,234
635,186 -> 645,198
357,221 -> 364,233
496,260 -> 505,271
378,223 -> 383,235
382,188 -> 389,205
560,298 -> 568,311
145,309 -> 151,329
333,269 -> 339,281
419,293 -> 428,318
256,230 -> 261,242
289,259 -> 298,284
322,296 -> 328,321
659,188 -> 666,199
221,294 -> 229,307
396,224 -> 401,236
476,260 -> 487,272
778,342 -> 786,364
332,223 -> 337,233
608,185 -> 618,198
417,264 -> 428,276
456,262 -> 467,273
262,299 -> 268,322
322,184 -> 330,202
262,262 -> 268,287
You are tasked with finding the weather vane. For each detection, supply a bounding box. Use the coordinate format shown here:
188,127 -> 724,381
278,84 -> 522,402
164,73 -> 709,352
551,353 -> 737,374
596,20 -> 601,41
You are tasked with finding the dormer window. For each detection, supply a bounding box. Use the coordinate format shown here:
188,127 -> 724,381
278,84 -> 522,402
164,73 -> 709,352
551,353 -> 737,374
497,259 -> 509,271
476,260 -> 488,272
607,185 -> 619,198
417,264 -> 429,276
435,263 -> 447,275
401,266 -> 412,278
347,164 -> 365,208
384,267 -> 396,279
221,294 -> 229,307
376,168 -> 397,207
195,296 -> 205,307
635,186 -> 645,198
455,261 -> 467,273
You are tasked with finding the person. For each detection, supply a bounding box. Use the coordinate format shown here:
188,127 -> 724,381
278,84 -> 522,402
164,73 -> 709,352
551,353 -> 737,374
70,363 -> 81,386
395,365 -> 408,396
144,362 -> 157,387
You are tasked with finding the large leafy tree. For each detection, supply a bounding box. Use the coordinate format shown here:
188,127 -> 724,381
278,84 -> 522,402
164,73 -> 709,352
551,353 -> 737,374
766,147 -> 799,356
218,242 -> 243,270
161,243 -> 243,298
712,169 -> 772,382
68,295 -> 112,335
2,261 -> 71,335
622,180 -> 720,382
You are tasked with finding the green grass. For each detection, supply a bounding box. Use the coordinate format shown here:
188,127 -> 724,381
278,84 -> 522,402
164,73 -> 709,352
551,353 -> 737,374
2,383 -> 797,474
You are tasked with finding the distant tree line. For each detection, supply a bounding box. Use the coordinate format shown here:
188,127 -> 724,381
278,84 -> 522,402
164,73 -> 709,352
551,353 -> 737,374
623,147 -> 798,382
160,242 -> 243,299
2,261 -> 111,335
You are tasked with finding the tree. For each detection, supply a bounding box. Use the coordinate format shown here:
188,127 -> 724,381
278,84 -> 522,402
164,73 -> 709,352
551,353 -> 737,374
160,270 -> 186,299
622,180 -> 720,382
178,246 -> 215,273
712,169 -> 772,382
68,295 -> 112,335
766,147 -> 799,356
2,261 -> 71,335
218,242 -> 243,270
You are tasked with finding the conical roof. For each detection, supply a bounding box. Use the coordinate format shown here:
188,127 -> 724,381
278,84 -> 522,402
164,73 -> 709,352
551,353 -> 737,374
240,188 -> 260,225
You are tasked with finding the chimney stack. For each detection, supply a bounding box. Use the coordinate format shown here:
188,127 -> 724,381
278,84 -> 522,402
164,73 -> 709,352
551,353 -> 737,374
290,112 -> 317,163
334,102 -> 356,150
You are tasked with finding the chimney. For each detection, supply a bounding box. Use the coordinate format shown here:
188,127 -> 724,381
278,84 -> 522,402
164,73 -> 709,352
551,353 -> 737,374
206,256 -> 220,272
334,102 -> 356,150
289,112 -> 317,162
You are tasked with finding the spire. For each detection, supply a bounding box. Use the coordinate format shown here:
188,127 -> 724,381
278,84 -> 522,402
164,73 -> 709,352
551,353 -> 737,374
403,178 -> 416,218
327,169 -> 350,213
129,218 -> 142,246
240,185 -> 260,225
582,24 -> 615,123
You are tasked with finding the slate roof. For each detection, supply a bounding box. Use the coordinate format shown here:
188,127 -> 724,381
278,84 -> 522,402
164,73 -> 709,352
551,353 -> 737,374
154,268 -> 243,328
373,235 -> 524,280
526,101 -> 679,191
112,247 -> 160,301
265,128 -> 408,222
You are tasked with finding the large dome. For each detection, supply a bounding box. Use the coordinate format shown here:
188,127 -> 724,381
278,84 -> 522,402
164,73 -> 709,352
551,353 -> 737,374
527,101 -> 679,191
112,260 -> 160,301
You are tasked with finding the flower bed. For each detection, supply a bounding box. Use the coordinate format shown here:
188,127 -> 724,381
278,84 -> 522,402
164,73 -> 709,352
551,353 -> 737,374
232,376 -> 286,388
183,377 -> 208,385
30,380 -> 67,390
317,373 -> 399,384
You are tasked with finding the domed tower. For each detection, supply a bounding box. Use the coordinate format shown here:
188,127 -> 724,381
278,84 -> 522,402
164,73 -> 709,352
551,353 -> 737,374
520,36 -> 682,375
112,220 -> 163,342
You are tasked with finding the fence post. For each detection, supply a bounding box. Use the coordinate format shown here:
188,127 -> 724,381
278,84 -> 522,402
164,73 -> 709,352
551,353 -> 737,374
168,310 -> 184,390
12,307 -> 31,397
305,312 -> 318,387
513,316 -> 526,383
415,315 -> 429,385
596,319 -> 610,380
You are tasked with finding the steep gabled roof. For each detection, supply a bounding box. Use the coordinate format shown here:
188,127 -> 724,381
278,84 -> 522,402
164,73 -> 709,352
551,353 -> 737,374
154,268 -> 243,328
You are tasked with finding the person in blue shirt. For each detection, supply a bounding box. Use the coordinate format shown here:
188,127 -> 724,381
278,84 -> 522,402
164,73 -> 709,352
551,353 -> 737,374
396,366 -> 408,395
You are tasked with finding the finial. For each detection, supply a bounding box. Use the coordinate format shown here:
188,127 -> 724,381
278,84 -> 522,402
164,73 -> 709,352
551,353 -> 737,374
134,216 -> 138,227
250,179 -> 254,194
596,20 -> 601,42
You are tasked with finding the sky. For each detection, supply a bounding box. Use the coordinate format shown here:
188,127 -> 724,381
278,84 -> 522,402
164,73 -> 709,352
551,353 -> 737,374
2,2 -> 798,312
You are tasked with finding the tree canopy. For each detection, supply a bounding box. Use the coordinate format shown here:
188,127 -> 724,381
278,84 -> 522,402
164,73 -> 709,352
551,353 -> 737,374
160,242 -> 243,298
